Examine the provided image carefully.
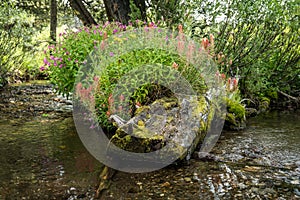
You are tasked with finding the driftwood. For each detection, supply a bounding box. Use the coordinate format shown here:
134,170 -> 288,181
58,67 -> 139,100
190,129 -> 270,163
278,90 -> 299,102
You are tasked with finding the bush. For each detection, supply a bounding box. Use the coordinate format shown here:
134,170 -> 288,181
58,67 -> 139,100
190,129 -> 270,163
41,22 -> 132,97
74,25 -> 226,131
0,3 -> 35,87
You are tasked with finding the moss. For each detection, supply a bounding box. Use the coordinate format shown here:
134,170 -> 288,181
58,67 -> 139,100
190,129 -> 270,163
135,106 -> 150,115
259,97 -> 270,112
192,96 -> 207,117
226,98 -> 245,120
137,120 -> 145,127
225,113 -> 238,126
266,90 -> 278,100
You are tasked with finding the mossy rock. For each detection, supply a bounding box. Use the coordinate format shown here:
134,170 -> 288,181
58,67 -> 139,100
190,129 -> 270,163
225,98 -> 246,130
109,95 -> 210,161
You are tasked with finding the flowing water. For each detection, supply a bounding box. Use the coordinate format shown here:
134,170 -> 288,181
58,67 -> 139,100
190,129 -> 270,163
0,83 -> 299,199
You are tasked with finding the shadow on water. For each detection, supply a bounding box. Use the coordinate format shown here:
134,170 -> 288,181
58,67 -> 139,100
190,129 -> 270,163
0,83 -> 299,199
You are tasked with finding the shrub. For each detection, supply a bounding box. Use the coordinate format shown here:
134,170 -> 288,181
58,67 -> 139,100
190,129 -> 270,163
74,25 -> 224,131
41,21 -> 131,97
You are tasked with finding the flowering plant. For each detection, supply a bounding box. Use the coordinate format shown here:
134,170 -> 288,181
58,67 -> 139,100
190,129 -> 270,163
41,21 -> 130,97
74,24 -> 219,131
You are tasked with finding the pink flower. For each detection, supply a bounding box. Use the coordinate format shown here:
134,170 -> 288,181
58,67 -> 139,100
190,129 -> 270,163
178,24 -> 183,33
118,105 -> 123,112
201,38 -> 209,50
172,62 -> 179,70
40,66 -> 46,71
43,58 -> 49,65
119,94 -> 125,101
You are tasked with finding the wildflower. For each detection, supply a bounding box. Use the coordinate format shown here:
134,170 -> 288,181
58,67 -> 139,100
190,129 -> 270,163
76,82 -> 82,95
106,111 -> 111,117
177,40 -> 185,54
113,29 -> 118,34
43,58 -> 49,65
221,73 -> 226,80
118,105 -> 123,112
108,94 -> 114,106
178,24 -> 183,33
40,66 -> 46,71
109,52 -> 114,57
93,30 -> 97,34
50,55 -> 55,60
135,102 -> 141,108
84,27 -> 90,34
59,64 -> 63,68
100,41 -> 106,50
201,38 -> 209,50
53,61 -> 57,67
66,51 -> 70,55
187,42 -> 195,60
172,62 -> 179,70
119,94 -> 125,101
93,76 -> 99,87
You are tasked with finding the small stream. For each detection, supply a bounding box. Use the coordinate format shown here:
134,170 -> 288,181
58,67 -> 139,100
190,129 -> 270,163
0,83 -> 299,199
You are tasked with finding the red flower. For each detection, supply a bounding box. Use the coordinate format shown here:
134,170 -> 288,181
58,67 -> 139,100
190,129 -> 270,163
201,38 -> 209,50
178,24 -> 183,33
221,73 -> 226,80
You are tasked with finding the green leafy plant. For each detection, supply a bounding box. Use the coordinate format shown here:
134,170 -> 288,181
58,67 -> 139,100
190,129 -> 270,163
74,25 -> 222,131
41,22 -> 132,97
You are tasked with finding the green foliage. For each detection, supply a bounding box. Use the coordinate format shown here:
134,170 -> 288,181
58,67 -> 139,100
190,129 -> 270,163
42,22 -> 130,97
90,48 -> 206,130
186,0 -> 299,100
0,2 -> 36,87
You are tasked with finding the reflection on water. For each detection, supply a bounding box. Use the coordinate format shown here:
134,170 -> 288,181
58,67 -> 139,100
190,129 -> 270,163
0,117 -> 101,199
0,83 -> 101,199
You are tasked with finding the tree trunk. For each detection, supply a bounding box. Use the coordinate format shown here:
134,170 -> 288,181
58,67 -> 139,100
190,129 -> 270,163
103,0 -> 146,24
50,0 -> 57,43
69,0 -> 97,26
